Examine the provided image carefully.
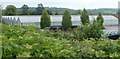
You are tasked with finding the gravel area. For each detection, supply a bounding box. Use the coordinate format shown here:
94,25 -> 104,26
105,25 -> 119,32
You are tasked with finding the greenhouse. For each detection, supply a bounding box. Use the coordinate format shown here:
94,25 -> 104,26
1,15 -> 118,28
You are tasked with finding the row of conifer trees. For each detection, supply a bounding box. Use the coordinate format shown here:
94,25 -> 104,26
40,8 -> 104,30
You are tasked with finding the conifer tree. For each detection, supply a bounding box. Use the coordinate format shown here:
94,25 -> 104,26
62,9 -> 72,30
80,8 -> 89,25
40,10 -> 51,29
97,13 -> 104,25
97,13 -> 104,29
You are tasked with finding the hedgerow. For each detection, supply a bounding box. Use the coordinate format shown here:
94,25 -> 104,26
1,24 -> 120,58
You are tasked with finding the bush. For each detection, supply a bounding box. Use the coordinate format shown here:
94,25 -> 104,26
2,24 -> 77,57
73,19 -> 103,40
1,23 -> 120,58
72,39 -> 120,57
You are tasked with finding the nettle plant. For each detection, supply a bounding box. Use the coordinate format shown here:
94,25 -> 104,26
1,23 -> 120,58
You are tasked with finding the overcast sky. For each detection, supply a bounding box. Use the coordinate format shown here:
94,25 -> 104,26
0,0 -> 120,9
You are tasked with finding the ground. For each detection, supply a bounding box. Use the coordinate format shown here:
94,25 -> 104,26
105,25 -> 118,32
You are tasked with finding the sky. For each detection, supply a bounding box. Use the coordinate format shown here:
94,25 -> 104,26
0,0 -> 120,10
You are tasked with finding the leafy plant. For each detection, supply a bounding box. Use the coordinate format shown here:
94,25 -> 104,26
1,23 -> 120,58
4,5 -> 17,15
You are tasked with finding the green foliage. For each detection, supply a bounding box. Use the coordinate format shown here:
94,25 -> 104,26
35,4 -> 44,15
21,4 -> 29,15
74,10 -> 104,40
73,39 -> 120,57
73,25 -> 90,40
73,19 -> 103,40
62,9 -> 72,30
55,11 -> 59,15
2,24 -> 77,57
1,23 -> 120,58
40,10 -> 51,29
42,30 -> 74,40
81,8 -> 90,25
2,10 -> 5,16
97,13 -> 104,25
0,23 -> 2,58
4,5 -> 17,15
2,4 -> 117,15
47,10 -> 53,15
28,10 -> 35,15
90,19 -> 104,38
76,10 -> 81,15
97,13 -> 104,29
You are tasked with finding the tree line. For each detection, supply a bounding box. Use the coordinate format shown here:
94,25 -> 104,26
40,8 -> 104,39
40,8 -> 104,31
1,4 -> 104,31
2,4 -> 117,16
2,4 -> 58,15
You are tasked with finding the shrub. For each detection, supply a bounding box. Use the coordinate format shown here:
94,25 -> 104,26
73,19 -> 103,40
2,24 -> 77,57
1,23 -> 120,58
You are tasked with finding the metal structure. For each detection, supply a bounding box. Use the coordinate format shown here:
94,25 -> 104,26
1,17 -> 21,27
1,15 -> 119,29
